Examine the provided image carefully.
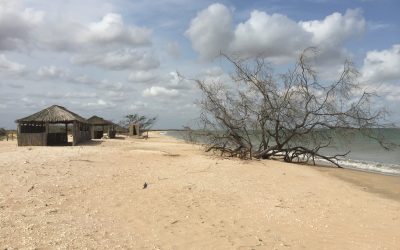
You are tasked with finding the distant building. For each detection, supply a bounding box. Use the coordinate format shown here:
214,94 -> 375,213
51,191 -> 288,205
87,115 -> 116,139
129,123 -> 141,137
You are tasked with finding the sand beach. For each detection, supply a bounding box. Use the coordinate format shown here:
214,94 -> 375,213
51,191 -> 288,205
0,132 -> 399,249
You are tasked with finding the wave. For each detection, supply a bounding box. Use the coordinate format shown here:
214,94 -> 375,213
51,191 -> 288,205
316,158 -> 400,176
338,159 -> 400,176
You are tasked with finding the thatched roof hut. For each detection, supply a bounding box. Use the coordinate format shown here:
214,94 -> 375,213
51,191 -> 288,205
16,105 -> 91,146
17,105 -> 87,124
87,115 -> 116,139
87,115 -> 112,125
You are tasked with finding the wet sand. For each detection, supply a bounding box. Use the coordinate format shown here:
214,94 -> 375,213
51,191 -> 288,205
314,166 -> 400,202
0,132 -> 399,249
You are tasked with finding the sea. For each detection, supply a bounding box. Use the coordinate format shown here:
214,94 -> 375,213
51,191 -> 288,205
166,129 -> 400,176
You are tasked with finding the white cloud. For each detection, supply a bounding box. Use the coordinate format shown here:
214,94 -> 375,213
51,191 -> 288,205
359,44 -> 400,105
0,54 -> 27,75
0,2 -> 152,56
142,86 -> 179,97
128,70 -> 157,83
204,66 -> 224,77
64,92 -> 97,98
128,101 -> 148,110
72,49 -> 160,71
165,72 -> 192,90
35,12 -> 151,52
83,13 -> 151,47
187,5 -> 365,64
185,3 -> 233,61
200,66 -> 231,83
69,74 -> 98,85
300,9 -> 365,48
231,10 -> 311,61
361,44 -> 400,83
0,1 -> 44,50
99,81 -> 124,91
37,65 -> 68,79
84,99 -> 116,108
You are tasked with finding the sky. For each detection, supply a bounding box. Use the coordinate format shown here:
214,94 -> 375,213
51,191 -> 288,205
0,0 -> 399,129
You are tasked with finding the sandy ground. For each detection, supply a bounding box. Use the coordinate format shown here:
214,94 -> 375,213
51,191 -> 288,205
0,132 -> 399,249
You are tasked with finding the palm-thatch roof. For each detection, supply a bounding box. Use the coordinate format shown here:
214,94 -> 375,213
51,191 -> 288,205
87,115 -> 113,126
16,105 -> 88,123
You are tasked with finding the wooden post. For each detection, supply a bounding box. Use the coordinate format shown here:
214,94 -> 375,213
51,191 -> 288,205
17,124 -> 21,146
73,121 -> 77,146
65,123 -> 68,145
90,124 -> 94,139
45,122 -> 49,146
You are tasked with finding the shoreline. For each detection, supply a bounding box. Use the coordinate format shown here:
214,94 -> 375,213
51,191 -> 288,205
165,130 -> 400,176
312,165 -> 400,202
165,131 -> 400,202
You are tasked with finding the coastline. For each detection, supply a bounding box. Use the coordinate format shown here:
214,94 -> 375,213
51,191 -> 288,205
313,166 -> 400,202
0,131 -> 399,249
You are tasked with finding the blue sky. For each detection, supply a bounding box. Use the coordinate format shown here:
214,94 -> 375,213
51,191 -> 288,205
0,0 -> 399,128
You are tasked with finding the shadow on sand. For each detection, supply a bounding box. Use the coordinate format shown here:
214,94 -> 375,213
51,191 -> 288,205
112,136 -> 126,140
79,140 -> 104,146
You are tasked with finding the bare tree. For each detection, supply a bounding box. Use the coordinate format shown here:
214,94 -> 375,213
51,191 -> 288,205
196,49 -> 391,167
120,114 -> 157,133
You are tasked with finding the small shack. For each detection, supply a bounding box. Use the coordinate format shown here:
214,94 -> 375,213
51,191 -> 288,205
87,115 -> 116,139
129,123 -> 141,137
16,105 -> 91,146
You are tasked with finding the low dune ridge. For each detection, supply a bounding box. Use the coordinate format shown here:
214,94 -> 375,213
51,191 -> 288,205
0,132 -> 399,249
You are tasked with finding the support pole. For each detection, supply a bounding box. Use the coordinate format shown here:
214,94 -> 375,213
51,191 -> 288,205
65,123 -> 68,145
45,122 -> 49,146
17,124 -> 21,146
73,121 -> 77,146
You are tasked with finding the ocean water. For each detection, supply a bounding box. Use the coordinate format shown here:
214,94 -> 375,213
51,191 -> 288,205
166,129 -> 400,176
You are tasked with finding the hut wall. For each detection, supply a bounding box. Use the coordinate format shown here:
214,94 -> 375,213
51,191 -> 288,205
94,131 -> 103,139
90,125 -> 109,139
90,125 -> 95,139
108,128 -> 116,138
72,122 -> 91,146
17,132 -> 47,146
47,133 -> 68,146
78,130 -> 91,142
129,124 -> 141,136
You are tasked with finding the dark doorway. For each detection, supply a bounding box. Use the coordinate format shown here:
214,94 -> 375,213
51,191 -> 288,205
94,130 -> 103,139
47,133 -> 68,145
47,123 -> 68,146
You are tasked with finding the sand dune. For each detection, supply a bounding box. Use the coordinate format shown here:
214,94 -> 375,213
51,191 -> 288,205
0,132 -> 399,249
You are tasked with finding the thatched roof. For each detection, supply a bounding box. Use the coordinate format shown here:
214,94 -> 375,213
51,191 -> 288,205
87,115 -> 113,126
16,105 -> 88,123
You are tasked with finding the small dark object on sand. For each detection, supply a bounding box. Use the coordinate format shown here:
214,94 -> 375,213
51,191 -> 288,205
28,185 -> 34,192
143,182 -> 148,189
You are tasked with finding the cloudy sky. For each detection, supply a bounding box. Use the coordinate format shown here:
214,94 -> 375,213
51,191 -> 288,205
0,0 -> 399,129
